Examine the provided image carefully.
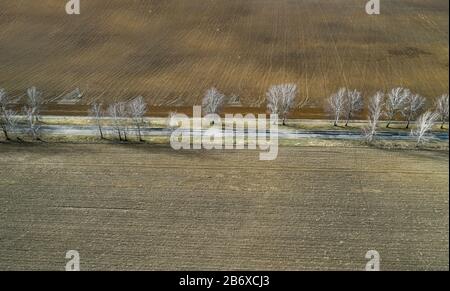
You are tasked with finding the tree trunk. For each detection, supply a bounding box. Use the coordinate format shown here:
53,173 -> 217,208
345,113 -> 351,127
406,119 -> 410,129
32,129 -> 38,141
137,124 -> 142,142
442,120 -> 445,129
98,122 -> 103,139
1,127 -> 10,140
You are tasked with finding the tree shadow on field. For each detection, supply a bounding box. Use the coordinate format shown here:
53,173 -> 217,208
0,139 -> 69,156
0,137 -> 232,162
366,141 -> 449,162
119,141 -> 239,162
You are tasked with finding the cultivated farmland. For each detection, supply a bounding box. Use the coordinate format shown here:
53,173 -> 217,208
0,0 -> 448,109
0,143 -> 448,270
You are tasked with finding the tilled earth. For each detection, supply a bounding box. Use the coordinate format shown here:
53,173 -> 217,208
0,143 -> 448,270
0,0 -> 448,106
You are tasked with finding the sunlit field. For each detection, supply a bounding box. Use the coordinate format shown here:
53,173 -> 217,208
0,0 -> 448,110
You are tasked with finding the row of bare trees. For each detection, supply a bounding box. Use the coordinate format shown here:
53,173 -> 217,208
0,87 -> 44,141
202,84 -> 309,126
89,96 -> 147,142
327,87 -> 449,130
361,90 -> 449,144
0,87 -> 148,142
1,85 -> 448,146
202,84 -> 448,130
201,85 -> 447,146
326,88 -> 364,127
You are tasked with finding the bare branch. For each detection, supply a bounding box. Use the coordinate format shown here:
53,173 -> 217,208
326,88 -> 346,126
402,93 -> 426,129
107,103 -> 123,141
343,89 -> 364,126
1,109 -> 18,141
266,83 -> 297,125
23,106 -> 41,140
363,92 -> 384,143
385,87 -> 409,128
89,102 -> 104,139
128,96 -> 147,142
435,94 -> 449,129
0,88 -> 17,140
202,87 -> 225,115
117,102 -> 130,141
410,111 -> 439,145
26,87 -> 43,120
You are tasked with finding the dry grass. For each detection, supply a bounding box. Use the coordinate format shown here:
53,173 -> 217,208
0,0 -> 448,109
0,143 -> 448,270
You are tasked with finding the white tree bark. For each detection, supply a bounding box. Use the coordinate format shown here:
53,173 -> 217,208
343,89 -> 364,127
107,103 -> 123,141
26,87 -> 43,122
326,88 -> 346,126
129,96 -> 147,141
89,102 -> 104,139
435,94 -> 449,129
402,93 -> 426,129
0,89 -> 17,140
24,107 -> 41,140
410,111 -> 439,145
363,92 -> 384,143
266,84 -> 297,125
385,87 -> 409,128
202,88 -> 225,125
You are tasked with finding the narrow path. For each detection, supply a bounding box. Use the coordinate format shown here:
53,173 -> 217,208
10,124 -> 449,141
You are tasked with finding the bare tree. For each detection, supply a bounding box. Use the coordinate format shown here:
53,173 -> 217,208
107,103 -> 123,141
24,107 -> 41,140
129,96 -> 147,142
385,87 -> 409,128
0,109 -> 18,141
326,88 -> 346,126
89,102 -> 104,139
343,89 -> 364,127
0,89 -> 17,140
410,111 -> 439,145
363,92 -> 384,144
266,84 -> 297,125
26,87 -> 43,121
402,93 -> 426,129
117,102 -> 129,141
435,94 -> 449,129
202,87 -> 225,116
